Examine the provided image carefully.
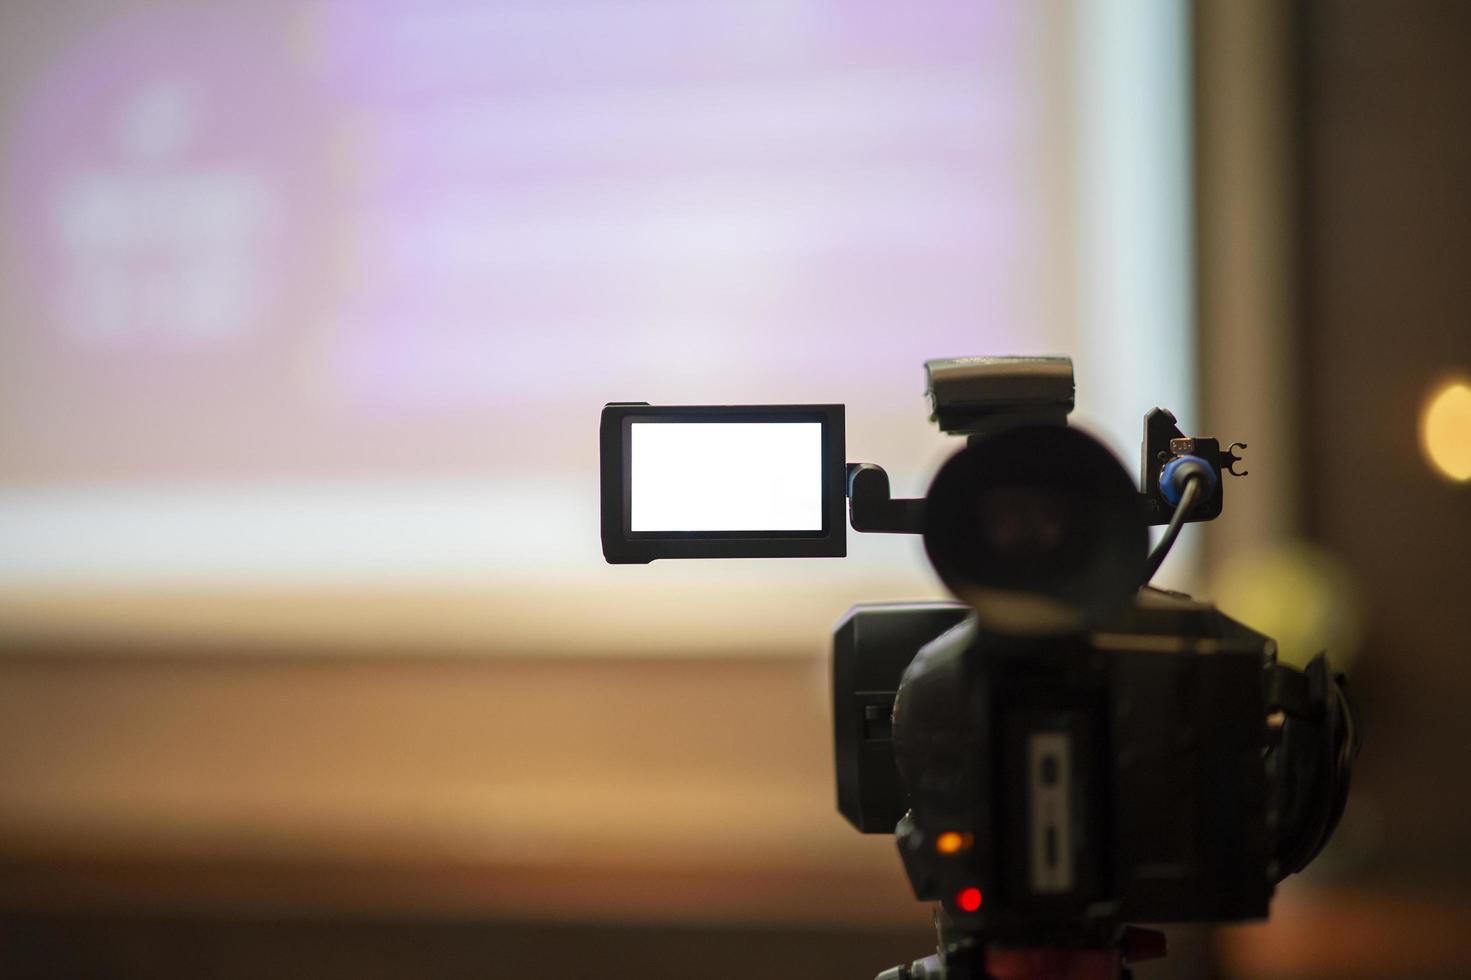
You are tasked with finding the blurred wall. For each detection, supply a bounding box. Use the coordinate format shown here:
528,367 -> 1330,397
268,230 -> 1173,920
1205,2 -> 1471,978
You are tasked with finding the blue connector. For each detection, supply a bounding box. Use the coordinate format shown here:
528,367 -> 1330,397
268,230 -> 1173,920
1160,454 -> 1218,506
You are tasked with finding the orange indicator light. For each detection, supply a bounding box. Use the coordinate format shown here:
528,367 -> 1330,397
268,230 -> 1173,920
957,887 -> 983,912
935,831 -> 972,854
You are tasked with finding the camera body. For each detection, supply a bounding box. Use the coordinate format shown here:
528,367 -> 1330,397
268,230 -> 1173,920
834,593 -> 1276,945
600,356 -> 1356,978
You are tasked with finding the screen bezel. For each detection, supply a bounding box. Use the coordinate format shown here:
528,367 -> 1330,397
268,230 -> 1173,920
600,403 -> 846,563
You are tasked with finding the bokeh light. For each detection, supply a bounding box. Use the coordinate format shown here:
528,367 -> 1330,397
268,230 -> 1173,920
1420,379 -> 1471,483
1211,542 -> 1364,671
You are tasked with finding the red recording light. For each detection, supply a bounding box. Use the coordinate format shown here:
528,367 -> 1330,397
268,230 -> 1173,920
956,887 -> 983,912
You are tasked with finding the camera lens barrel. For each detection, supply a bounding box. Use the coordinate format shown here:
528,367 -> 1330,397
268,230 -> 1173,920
922,425 -> 1148,634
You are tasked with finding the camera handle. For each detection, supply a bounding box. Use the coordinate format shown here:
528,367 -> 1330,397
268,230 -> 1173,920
848,408 -> 1247,540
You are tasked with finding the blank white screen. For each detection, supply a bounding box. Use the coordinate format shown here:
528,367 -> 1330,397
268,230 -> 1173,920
629,422 -> 823,532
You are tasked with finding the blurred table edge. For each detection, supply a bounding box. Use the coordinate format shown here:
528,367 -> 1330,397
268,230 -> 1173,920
1217,883 -> 1471,979
0,849 -> 920,930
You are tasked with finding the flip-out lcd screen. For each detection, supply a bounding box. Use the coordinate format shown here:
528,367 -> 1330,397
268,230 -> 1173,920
600,404 -> 845,562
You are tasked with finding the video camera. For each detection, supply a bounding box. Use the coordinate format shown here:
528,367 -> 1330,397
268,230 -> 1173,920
599,357 -> 1358,980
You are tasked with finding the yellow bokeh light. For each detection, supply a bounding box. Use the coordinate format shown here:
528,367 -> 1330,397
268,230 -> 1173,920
1211,542 -> 1363,671
1421,380 -> 1471,482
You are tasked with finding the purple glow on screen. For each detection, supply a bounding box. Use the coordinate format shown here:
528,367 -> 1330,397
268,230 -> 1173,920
1,0 -> 1057,484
